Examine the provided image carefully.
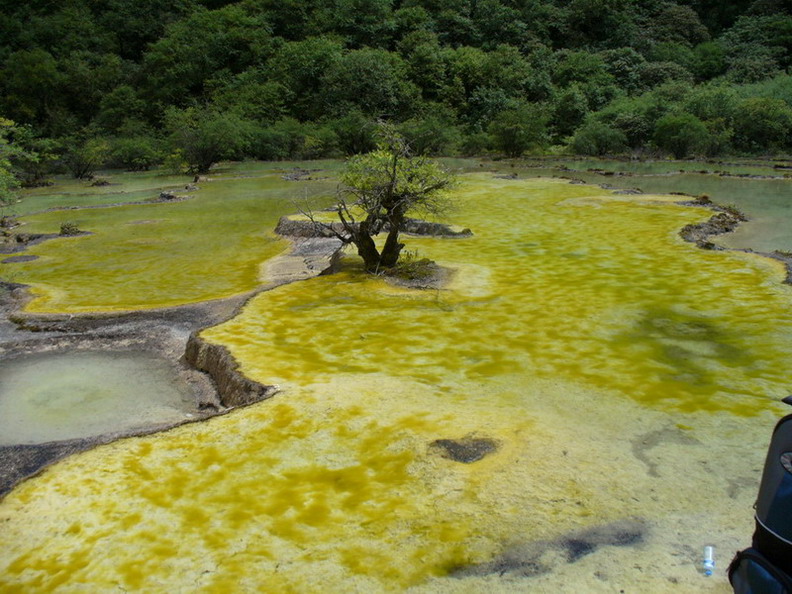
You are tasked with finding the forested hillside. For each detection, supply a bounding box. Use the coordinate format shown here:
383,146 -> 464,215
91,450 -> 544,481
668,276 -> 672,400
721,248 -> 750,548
2,0 -> 792,190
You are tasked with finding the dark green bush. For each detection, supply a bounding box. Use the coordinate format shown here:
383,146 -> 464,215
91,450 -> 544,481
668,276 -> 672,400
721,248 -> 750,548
570,121 -> 627,156
110,136 -> 162,171
653,112 -> 709,158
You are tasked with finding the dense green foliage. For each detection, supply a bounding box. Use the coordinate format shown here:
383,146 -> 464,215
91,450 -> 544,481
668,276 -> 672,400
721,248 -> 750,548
1,0 -> 792,181
0,119 -> 20,205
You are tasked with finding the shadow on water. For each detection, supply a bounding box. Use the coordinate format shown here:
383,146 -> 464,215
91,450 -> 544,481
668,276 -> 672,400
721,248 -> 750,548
613,308 -> 757,400
451,519 -> 646,579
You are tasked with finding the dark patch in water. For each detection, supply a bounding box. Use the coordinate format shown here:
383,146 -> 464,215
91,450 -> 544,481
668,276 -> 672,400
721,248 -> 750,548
451,519 -> 646,579
2,255 -> 39,264
565,538 -> 595,562
430,436 -> 498,463
631,426 -> 701,477
609,527 -> 644,546
613,308 -> 756,403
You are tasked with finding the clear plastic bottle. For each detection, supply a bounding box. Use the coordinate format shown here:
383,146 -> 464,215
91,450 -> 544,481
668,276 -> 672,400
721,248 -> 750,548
703,545 -> 715,576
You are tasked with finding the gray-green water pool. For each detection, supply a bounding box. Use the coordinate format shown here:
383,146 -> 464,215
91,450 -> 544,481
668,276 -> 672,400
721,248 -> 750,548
0,350 -> 196,445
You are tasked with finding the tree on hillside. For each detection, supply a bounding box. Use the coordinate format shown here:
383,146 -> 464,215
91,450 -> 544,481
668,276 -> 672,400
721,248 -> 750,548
561,0 -> 639,49
732,97 -> 792,152
308,125 -> 454,273
551,85 -> 589,139
0,49 -> 62,127
488,102 -> 548,157
570,120 -> 627,156
653,112 -> 709,158
165,108 -> 255,174
322,48 -> 421,119
649,3 -> 710,47
62,134 -> 111,179
7,125 -> 59,187
692,41 -> 728,80
0,119 -> 21,205
140,5 -> 274,105
0,118 -> 48,204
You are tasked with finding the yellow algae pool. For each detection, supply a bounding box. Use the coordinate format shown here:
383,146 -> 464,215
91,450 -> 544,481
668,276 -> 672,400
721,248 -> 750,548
1,175 -> 791,592
2,165 -> 334,312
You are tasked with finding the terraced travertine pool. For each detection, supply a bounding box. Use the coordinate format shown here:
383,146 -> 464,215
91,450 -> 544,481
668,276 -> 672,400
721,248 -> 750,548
0,350 -> 196,445
1,171 -> 791,592
2,162 -> 336,311
521,157 -> 792,252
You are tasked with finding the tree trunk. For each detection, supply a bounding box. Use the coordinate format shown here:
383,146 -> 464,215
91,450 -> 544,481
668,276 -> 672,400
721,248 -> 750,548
356,234 -> 382,272
379,211 -> 405,268
353,220 -> 382,272
379,226 -> 404,268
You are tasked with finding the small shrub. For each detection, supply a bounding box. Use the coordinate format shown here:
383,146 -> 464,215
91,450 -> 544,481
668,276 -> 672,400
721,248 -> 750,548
162,150 -> 188,175
60,221 -> 81,235
385,250 -> 436,281
721,204 -> 748,221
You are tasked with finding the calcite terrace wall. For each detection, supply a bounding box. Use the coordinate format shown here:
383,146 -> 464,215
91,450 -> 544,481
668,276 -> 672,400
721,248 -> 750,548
184,333 -> 279,407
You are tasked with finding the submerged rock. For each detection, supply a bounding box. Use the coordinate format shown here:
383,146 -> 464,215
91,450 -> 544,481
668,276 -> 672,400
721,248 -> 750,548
402,218 -> 473,237
1,255 -> 38,264
274,216 -> 337,238
679,210 -> 746,249
282,167 -> 316,181
430,436 -> 498,463
452,519 -> 646,578
0,216 -> 19,229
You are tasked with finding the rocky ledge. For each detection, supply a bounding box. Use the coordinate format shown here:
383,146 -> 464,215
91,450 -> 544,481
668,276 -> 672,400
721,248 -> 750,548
678,210 -> 747,250
678,202 -> 792,284
184,333 -> 278,407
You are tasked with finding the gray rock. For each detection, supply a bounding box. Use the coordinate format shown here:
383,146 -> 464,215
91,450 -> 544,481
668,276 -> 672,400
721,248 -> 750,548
430,436 -> 498,463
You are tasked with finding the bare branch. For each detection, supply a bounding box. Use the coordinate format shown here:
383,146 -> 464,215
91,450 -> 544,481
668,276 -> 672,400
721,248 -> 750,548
293,195 -> 352,244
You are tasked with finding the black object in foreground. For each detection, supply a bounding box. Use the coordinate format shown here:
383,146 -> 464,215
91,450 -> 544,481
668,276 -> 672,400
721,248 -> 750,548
729,397 -> 792,593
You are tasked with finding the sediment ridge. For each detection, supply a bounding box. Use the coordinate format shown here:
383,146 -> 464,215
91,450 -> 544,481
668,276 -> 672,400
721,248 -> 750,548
184,333 -> 278,407
678,210 -> 747,250
676,201 -> 792,284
